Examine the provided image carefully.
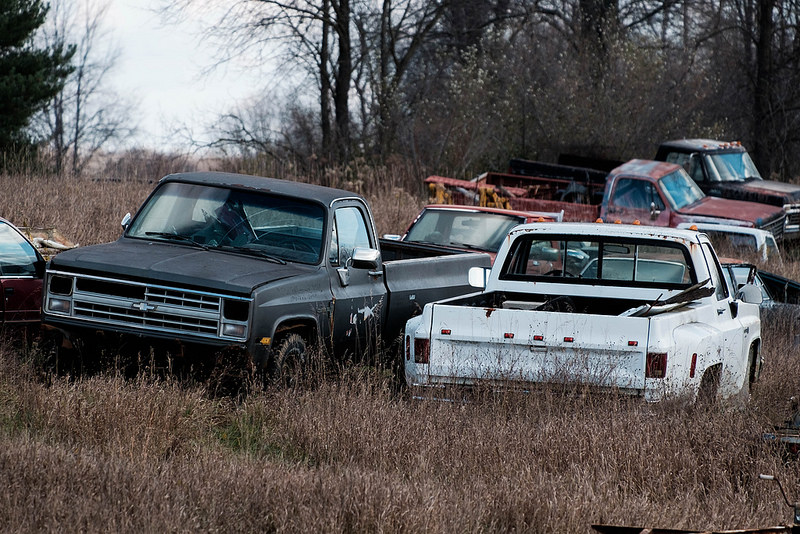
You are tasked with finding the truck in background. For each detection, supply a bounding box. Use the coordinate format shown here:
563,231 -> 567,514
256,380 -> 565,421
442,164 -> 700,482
425,159 -> 787,240
384,204 -> 563,263
676,222 -> 780,264
652,139 -> 800,241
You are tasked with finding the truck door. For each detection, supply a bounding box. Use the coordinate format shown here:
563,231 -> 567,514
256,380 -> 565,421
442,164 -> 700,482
606,177 -> 669,226
328,203 -> 388,358
0,222 -> 45,326
1,277 -> 42,325
700,243 -> 747,392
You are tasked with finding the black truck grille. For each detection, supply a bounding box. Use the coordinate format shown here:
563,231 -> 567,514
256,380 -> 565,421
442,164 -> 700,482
49,272 -> 250,341
784,204 -> 800,237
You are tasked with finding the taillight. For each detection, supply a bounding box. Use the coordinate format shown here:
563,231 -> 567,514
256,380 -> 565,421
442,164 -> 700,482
414,338 -> 430,364
646,353 -> 668,378
405,335 -> 411,361
689,353 -> 697,378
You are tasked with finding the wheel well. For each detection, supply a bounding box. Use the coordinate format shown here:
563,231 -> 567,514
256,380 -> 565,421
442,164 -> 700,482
748,339 -> 761,385
697,363 -> 722,404
273,321 -> 317,348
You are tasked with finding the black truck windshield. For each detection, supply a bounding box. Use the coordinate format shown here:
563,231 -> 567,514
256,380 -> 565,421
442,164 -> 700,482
705,151 -> 762,182
127,181 -> 325,264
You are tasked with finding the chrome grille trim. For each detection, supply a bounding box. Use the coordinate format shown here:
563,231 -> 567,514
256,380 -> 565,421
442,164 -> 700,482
784,204 -> 800,235
761,213 -> 786,241
46,270 -> 250,341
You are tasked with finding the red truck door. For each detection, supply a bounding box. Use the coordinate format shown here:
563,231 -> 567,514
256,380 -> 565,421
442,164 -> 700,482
1,278 -> 42,325
0,221 -> 44,325
605,177 -> 670,226
0,221 -> 45,326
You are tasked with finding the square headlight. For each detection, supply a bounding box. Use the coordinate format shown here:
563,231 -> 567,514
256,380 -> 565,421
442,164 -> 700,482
222,323 -> 247,339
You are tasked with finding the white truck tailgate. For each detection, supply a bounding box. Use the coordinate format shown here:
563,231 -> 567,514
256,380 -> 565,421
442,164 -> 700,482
427,305 -> 650,390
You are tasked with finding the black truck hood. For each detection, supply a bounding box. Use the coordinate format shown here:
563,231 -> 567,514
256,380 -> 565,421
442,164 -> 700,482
707,179 -> 800,206
48,239 -> 317,295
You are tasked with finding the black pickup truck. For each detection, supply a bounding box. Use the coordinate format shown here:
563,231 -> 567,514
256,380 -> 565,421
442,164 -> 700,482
42,172 -> 490,375
655,139 -> 800,241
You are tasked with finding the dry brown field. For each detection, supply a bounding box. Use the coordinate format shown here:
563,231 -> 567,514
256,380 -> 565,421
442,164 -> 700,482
3,167 -> 800,533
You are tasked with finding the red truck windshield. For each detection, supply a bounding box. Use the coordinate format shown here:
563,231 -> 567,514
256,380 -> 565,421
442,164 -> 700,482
659,170 -> 705,210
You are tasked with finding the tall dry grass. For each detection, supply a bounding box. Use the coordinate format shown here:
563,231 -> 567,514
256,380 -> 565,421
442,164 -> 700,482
2,169 -> 800,532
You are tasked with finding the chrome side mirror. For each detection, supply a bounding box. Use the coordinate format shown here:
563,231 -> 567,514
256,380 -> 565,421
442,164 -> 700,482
737,284 -> 763,305
468,266 -> 490,289
351,247 -> 381,270
649,202 -> 661,220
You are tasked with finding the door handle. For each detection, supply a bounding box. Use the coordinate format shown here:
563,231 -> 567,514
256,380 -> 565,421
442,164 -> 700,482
4,287 -> 13,296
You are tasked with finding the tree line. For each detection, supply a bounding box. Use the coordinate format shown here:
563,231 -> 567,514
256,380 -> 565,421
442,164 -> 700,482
5,0 -> 800,180
181,0 -> 800,180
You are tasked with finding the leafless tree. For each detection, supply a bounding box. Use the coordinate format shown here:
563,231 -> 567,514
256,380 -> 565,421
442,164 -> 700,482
34,0 -> 136,176
169,0 -> 512,163
166,0 -> 354,162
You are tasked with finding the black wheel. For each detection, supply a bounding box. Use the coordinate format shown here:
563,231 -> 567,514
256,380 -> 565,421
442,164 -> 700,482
271,333 -> 308,387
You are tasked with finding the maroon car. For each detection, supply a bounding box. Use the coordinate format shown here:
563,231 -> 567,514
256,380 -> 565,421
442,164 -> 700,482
0,218 -> 45,326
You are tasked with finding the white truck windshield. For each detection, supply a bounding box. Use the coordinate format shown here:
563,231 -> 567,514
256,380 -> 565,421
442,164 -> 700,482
500,234 -> 694,287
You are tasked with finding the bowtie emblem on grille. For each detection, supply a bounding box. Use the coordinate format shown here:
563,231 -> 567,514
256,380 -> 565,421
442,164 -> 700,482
133,301 -> 156,312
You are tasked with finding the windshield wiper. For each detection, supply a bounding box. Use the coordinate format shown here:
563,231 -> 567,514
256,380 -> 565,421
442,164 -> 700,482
144,232 -> 209,250
213,244 -> 287,264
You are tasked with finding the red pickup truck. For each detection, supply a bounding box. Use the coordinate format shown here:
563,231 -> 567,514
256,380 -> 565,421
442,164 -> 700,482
0,218 -> 45,327
426,159 -> 787,240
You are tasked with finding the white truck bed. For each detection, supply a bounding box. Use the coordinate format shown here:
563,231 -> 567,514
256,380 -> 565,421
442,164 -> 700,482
405,223 -> 763,402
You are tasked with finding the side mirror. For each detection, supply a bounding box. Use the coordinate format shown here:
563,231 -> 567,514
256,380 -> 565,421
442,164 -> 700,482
35,258 -> 46,278
468,266 -> 490,289
737,284 -> 763,305
350,247 -> 381,270
121,212 -> 132,230
649,202 -> 661,219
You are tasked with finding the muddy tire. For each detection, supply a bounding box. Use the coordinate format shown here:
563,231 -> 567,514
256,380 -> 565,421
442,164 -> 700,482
271,334 -> 308,388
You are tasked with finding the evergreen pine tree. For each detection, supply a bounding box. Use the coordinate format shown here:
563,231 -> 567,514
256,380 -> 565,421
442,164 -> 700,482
0,0 -> 73,153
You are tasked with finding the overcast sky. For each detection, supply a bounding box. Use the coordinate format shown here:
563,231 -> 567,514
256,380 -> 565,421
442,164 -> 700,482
104,0 -> 264,150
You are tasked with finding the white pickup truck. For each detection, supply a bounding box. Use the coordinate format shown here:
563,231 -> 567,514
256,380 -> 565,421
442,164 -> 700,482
404,223 -> 764,402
